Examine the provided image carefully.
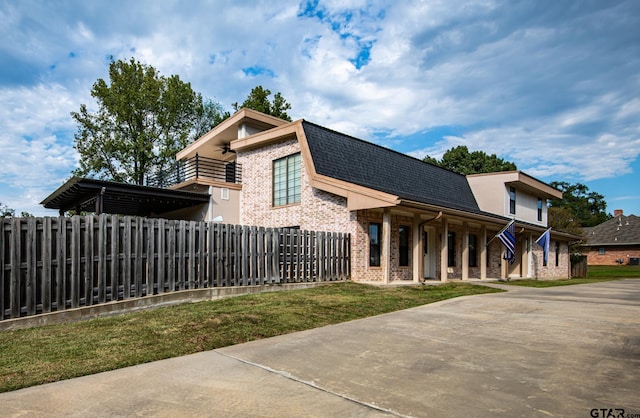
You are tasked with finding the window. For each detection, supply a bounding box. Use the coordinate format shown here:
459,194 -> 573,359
486,241 -> 490,267
273,153 -> 301,206
555,241 -> 560,266
598,247 -> 606,255
537,198 -> 543,222
369,223 -> 382,267
469,234 -> 478,267
221,188 -> 229,200
399,225 -> 410,267
509,187 -> 516,214
447,232 -> 456,267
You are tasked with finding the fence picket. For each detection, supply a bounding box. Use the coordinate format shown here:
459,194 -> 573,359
167,220 -> 176,291
1,216 -> 349,321
156,218 -> 165,294
25,217 -> 36,316
97,215 -> 107,304
56,217 -> 67,309
109,215 -> 119,302
134,217 -> 144,297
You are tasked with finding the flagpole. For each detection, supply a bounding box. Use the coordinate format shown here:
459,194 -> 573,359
486,219 -> 515,246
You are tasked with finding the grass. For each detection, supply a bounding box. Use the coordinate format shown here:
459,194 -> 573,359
0,281 -> 501,393
499,265 -> 640,288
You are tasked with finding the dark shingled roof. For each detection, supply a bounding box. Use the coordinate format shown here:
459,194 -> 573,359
582,214 -> 640,246
302,121 -> 484,214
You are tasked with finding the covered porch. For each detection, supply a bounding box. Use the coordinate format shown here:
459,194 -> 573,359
355,205 -> 545,284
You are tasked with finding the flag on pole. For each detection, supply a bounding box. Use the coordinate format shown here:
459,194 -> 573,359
535,228 -> 551,266
497,220 -> 516,264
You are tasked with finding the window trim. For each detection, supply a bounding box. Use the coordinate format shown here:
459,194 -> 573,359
447,232 -> 456,267
468,234 -> 478,268
272,153 -> 301,207
509,187 -> 516,215
369,223 -> 382,267
537,197 -> 543,222
398,225 -> 410,267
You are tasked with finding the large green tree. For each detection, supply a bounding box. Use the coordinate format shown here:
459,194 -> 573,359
72,58 -> 226,185
548,181 -> 610,228
423,145 -> 517,175
233,85 -> 292,121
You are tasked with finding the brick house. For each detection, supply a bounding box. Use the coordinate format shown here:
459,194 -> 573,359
580,210 -> 640,265
173,108 -> 575,282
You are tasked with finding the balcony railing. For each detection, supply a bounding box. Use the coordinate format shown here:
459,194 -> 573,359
147,153 -> 242,189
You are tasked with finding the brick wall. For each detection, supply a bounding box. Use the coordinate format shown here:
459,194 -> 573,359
353,211 -> 413,282
237,138 -> 356,235
581,246 -> 640,265
531,240 -> 570,278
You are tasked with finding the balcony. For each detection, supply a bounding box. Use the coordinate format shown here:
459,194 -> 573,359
147,153 -> 242,189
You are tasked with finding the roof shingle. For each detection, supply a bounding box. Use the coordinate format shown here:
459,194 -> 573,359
582,214 -> 640,246
302,121 -> 483,214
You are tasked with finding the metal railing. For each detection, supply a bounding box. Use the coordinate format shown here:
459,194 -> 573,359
147,153 -> 242,188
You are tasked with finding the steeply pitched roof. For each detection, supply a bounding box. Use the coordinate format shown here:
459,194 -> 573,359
582,214 -> 640,246
301,121 -> 483,214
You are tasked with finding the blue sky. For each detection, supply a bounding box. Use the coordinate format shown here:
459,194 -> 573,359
1,0 -> 639,217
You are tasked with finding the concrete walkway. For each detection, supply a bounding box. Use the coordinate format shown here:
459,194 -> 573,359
2,280 -> 639,417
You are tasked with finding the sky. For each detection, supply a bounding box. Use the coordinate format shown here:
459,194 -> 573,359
1,0 -> 639,217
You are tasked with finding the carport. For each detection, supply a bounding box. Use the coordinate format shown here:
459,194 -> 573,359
41,177 -> 210,217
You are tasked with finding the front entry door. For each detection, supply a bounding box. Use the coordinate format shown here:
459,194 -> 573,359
423,227 -> 436,279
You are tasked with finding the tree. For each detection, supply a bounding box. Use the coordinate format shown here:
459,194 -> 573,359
1,201 -> 15,217
72,58 -> 226,185
423,146 -> 517,175
233,86 -> 292,121
548,182 -> 610,228
548,206 -> 583,235
192,99 -> 230,139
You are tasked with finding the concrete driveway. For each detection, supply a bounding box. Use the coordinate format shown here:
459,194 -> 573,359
1,279 -> 639,417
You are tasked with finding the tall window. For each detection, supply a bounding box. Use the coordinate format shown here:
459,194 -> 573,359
537,198 -> 543,222
399,225 -> 410,267
369,223 -> 382,267
273,153 -> 301,206
448,232 -> 456,267
469,234 -> 478,267
555,241 -> 560,266
509,187 -> 516,214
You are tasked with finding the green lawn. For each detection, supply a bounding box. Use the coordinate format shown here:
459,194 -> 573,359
0,281 -> 501,393
499,265 -> 639,288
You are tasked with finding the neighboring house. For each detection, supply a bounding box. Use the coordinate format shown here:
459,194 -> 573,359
171,108 -> 575,282
580,210 -> 640,265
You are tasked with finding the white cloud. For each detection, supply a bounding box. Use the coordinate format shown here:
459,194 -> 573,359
0,0 -> 639,215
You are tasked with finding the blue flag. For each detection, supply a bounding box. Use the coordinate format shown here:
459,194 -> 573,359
497,220 -> 516,264
535,228 -> 551,266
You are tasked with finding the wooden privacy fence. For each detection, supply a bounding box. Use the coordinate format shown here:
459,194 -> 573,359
1,215 -> 350,321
